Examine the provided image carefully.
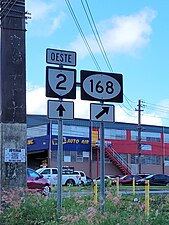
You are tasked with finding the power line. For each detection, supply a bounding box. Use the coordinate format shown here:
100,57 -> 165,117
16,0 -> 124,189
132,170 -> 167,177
0,0 -> 18,24
81,0 -> 113,72
65,0 -> 101,71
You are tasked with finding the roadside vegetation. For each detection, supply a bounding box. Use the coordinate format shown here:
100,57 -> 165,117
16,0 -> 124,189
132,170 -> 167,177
0,187 -> 169,225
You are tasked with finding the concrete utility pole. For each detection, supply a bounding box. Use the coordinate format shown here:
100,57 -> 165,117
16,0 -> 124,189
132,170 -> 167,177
0,0 -> 27,206
136,100 -> 144,174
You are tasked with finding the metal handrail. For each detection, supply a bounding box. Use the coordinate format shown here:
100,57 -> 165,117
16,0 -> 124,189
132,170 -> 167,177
106,146 -> 131,173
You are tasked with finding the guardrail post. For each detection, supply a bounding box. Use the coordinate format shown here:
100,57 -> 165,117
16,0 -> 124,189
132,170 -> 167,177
145,180 -> 150,216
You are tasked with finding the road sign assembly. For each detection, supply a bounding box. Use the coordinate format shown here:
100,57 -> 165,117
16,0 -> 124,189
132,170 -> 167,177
46,66 -> 76,99
81,70 -> 123,102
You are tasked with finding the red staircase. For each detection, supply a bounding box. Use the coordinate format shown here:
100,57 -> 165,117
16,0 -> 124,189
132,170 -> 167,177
105,146 -> 131,175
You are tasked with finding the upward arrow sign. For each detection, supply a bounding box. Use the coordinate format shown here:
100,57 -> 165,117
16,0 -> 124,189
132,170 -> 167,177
56,104 -> 66,117
95,107 -> 109,119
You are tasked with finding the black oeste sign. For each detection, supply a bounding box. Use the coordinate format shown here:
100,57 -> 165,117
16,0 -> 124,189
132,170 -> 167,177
80,70 -> 123,102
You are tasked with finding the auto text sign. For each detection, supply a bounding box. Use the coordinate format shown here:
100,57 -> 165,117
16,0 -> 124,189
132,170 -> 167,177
46,48 -> 76,66
46,66 -> 76,99
81,70 -> 123,102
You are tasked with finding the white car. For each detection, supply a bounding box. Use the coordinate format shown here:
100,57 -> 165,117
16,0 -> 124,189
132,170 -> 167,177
73,171 -> 87,185
36,167 -> 81,186
93,175 -> 116,186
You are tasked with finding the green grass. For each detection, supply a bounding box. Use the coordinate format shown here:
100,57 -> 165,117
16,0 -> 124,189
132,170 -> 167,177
1,190 -> 169,225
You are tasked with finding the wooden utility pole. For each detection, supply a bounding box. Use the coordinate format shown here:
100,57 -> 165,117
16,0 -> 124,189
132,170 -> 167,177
136,100 -> 144,174
0,0 -> 27,207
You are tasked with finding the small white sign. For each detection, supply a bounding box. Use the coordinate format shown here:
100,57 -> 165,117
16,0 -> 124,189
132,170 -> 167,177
48,100 -> 74,120
141,144 -> 152,151
5,148 -> 26,162
90,103 -> 115,122
46,48 -> 76,66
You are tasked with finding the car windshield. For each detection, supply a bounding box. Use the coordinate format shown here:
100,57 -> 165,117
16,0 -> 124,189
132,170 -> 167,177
36,168 -> 44,173
145,174 -> 154,179
120,175 -> 127,179
27,169 -> 40,178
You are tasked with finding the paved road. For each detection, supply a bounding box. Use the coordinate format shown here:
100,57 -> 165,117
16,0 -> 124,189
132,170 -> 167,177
50,189 -> 169,198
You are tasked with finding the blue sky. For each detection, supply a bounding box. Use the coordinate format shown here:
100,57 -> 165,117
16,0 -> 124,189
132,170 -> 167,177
25,0 -> 169,127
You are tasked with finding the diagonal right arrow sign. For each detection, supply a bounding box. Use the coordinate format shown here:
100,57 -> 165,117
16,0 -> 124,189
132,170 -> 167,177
95,107 -> 109,119
90,103 -> 115,122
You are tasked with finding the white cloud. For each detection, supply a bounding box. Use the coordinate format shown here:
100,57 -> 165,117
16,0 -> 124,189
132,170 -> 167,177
26,86 -> 47,114
69,7 -> 157,58
26,0 -> 65,36
26,0 -> 56,21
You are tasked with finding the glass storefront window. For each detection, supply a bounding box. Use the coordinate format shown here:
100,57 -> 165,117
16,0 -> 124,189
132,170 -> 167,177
27,125 -> 47,138
52,124 -> 89,137
131,131 -> 161,142
164,133 -> 169,143
104,129 -> 126,140
131,154 -> 161,165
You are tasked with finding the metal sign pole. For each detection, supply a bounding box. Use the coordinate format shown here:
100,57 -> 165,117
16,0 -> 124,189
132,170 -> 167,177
57,116 -> 63,212
100,121 -> 105,213
48,120 -> 52,167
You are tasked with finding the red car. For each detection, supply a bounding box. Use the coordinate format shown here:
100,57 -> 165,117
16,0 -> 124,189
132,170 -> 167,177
27,168 -> 51,195
119,175 -> 141,185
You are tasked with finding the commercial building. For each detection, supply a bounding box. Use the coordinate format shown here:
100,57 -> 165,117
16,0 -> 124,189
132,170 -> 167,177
27,114 -> 169,178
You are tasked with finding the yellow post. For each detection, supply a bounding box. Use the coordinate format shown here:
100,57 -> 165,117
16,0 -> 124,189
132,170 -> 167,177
132,177 -> 135,195
94,181 -> 98,205
116,177 -> 119,197
145,180 -> 150,216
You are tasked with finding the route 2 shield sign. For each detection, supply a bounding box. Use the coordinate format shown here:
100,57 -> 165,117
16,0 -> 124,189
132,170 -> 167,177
46,66 -> 76,99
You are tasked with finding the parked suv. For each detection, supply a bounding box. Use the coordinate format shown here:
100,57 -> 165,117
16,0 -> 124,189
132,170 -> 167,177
36,167 -> 81,186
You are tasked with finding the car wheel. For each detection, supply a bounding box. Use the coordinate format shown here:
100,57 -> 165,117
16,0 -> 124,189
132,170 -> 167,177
42,185 -> 50,196
80,181 -> 84,186
66,179 -> 75,187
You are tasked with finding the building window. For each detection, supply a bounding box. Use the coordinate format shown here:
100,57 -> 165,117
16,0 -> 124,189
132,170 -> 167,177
131,154 -> 160,165
104,129 -> 126,140
76,151 -> 83,162
164,134 -> 169,143
131,154 -> 138,164
63,151 -> 90,162
27,125 -> 47,138
71,151 -> 76,162
141,155 -> 161,165
165,156 -> 169,161
52,124 -> 89,137
131,131 -> 161,142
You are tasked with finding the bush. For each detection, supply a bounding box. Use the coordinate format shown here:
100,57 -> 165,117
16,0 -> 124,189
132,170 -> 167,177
1,190 -> 169,225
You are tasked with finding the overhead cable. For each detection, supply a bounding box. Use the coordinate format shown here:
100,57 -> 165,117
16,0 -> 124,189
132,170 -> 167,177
65,0 -> 101,71
81,0 -> 113,72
